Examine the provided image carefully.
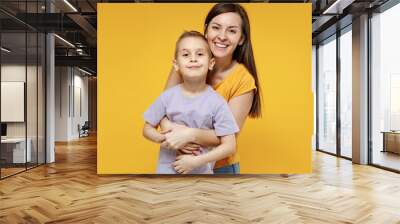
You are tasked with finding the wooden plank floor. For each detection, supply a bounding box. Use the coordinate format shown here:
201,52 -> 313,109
1,134 -> 400,224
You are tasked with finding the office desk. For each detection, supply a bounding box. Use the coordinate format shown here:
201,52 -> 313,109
1,138 -> 31,163
382,131 -> 400,154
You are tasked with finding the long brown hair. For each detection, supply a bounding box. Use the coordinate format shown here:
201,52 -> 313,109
204,3 -> 262,118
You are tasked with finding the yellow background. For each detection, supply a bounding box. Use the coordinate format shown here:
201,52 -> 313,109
97,3 -> 312,174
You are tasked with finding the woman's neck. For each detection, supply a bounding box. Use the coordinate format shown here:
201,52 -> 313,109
214,57 -> 236,73
210,58 -> 237,82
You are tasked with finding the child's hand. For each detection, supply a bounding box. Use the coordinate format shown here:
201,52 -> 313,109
160,118 -> 173,133
156,134 -> 166,143
173,154 -> 202,174
179,143 -> 201,155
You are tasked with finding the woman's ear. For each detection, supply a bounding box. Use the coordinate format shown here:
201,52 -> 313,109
173,59 -> 179,72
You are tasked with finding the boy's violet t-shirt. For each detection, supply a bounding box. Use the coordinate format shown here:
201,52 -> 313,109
144,84 -> 239,174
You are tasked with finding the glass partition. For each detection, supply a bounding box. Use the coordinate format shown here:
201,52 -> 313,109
317,35 -> 337,154
27,30 -> 38,169
26,0 -> 42,169
38,32 -> 45,165
0,1 -> 46,179
1,30 -> 28,177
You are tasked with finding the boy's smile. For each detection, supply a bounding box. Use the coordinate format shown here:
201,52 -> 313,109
186,64 -> 202,69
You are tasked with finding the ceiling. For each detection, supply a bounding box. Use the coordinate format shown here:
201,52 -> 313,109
0,0 -> 394,75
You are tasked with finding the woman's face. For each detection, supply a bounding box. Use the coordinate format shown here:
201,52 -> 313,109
205,12 -> 244,61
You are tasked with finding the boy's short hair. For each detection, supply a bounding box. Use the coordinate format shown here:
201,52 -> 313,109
174,31 -> 213,59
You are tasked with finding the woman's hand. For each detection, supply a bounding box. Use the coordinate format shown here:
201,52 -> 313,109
159,121 -> 202,154
160,124 -> 195,150
178,143 -> 202,155
161,125 -> 193,150
173,154 -> 203,174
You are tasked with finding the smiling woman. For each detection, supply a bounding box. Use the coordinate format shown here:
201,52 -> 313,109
163,3 -> 262,174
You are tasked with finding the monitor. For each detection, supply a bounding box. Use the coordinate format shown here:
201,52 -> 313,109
1,123 -> 7,137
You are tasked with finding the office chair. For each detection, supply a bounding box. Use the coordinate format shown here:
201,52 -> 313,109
79,121 -> 90,138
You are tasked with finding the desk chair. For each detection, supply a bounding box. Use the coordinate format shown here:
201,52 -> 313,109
79,121 -> 90,138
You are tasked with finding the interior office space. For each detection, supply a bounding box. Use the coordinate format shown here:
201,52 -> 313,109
0,0 -> 399,223
0,0 -> 97,179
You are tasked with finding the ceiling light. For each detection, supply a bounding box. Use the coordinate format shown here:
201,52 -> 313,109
77,67 -> 93,76
54,34 -> 75,48
1,47 -> 11,53
323,0 -> 355,15
63,0 -> 78,12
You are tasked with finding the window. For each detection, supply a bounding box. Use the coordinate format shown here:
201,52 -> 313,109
339,28 -> 352,158
317,35 -> 337,154
371,2 -> 400,171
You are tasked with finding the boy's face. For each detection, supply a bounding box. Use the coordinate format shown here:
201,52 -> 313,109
174,37 -> 215,82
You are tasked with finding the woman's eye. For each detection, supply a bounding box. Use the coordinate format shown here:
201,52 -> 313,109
229,29 -> 237,34
212,26 -> 219,30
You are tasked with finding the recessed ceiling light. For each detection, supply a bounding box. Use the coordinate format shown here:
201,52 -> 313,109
63,0 -> 78,12
1,47 -> 11,53
323,0 -> 355,15
54,34 -> 75,48
77,67 -> 93,76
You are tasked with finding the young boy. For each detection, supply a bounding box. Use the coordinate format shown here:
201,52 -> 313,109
143,31 -> 239,174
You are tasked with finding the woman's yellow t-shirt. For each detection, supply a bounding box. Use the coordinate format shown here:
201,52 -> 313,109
212,63 -> 256,168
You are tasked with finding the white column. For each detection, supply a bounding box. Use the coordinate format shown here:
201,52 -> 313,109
45,1 -> 55,163
352,14 -> 369,164
46,33 -> 55,163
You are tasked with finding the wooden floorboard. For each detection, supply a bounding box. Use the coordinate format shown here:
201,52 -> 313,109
1,134 -> 400,223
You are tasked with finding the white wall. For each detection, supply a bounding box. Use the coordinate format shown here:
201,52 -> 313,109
1,65 -> 39,137
55,67 -> 89,141
1,82 -> 25,122
55,67 -> 70,141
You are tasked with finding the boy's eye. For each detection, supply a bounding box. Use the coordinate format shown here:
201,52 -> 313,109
197,53 -> 204,56
182,53 -> 189,57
